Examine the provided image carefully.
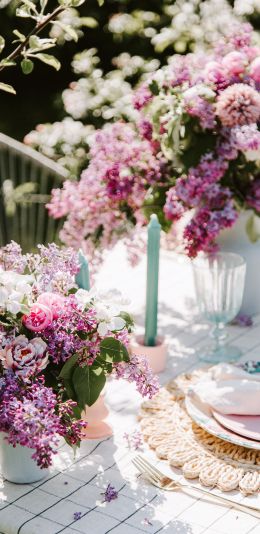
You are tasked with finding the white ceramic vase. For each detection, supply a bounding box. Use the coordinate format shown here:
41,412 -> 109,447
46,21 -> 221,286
218,211 -> 260,315
0,433 -> 49,484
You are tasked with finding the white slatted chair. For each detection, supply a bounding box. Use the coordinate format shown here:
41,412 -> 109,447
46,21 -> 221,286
0,132 -> 68,251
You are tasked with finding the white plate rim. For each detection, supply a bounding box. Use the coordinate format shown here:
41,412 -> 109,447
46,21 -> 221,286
185,395 -> 260,450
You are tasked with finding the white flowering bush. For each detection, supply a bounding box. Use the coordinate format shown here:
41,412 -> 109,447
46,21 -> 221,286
25,0 -> 260,178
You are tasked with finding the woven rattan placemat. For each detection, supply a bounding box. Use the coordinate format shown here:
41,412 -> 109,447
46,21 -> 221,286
139,370 -> 260,495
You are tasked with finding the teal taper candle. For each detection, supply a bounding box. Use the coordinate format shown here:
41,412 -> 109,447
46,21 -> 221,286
76,250 -> 90,290
144,214 -> 161,347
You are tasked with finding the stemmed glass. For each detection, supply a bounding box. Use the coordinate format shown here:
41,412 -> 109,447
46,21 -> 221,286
192,252 -> 246,363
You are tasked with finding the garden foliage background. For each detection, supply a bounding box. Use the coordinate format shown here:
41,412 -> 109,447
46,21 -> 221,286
0,0 -> 259,144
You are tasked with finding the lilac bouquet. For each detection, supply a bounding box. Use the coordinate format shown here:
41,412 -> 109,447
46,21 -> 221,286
0,242 -> 158,468
48,23 -> 260,262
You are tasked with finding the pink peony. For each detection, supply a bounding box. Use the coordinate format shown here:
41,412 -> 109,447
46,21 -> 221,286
222,51 -> 247,77
0,334 -> 48,379
250,57 -> 260,85
23,303 -> 53,332
37,292 -> 65,320
215,83 -> 260,127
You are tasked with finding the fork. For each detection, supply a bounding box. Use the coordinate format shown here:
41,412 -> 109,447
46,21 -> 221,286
132,454 -> 260,519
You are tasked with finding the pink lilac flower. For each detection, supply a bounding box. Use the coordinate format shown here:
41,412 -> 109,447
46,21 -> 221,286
230,124 -> 260,152
23,303 -> 53,332
215,84 -> 260,127
221,51 -> 247,77
48,122 -> 165,262
0,335 -> 48,380
184,94 -> 215,130
101,484 -> 118,503
203,61 -> 230,92
250,57 -> 260,86
133,85 -> 153,110
113,354 -> 159,399
164,189 -> 185,222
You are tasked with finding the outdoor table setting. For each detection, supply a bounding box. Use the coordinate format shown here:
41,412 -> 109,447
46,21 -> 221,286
0,232 -> 260,534
0,2 -> 260,534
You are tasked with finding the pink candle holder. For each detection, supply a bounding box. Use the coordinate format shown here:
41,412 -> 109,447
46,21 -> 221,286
130,335 -> 167,374
81,395 -> 113,439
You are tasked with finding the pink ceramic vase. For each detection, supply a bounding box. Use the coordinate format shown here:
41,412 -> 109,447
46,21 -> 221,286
130,335 -> 167,374
81,395 -> 113,439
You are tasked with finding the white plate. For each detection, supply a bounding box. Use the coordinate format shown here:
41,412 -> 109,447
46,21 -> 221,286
185,394 -> 260,450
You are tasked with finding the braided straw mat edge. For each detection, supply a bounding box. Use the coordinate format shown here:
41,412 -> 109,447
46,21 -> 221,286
139,370 -> 260,495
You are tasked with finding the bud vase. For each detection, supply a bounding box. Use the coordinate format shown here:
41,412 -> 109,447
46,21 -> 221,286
81,395 -> 113,439
130,335 -> 167,374
0,433 -> 49,484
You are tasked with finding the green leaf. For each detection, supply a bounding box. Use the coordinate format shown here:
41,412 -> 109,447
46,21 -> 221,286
0,59 -> 16,67
72,365 -> 106,408
100,337 -> 130,363
71,0 -> 86,6
59,353 -> 79,380
149,80 -> 159,96
16,6 -> 31,17
0,82 -> 16,94
0,36 -> 5,54
21,0 -> 37,12
28,35 -> 56,51
119,311 -> 134,329
40,0 -> 48,10
63,378 -> 77,400
80,17 -> 98,28
21,58 -> 34,74
33,53 -> 61,71
246,214 -> 260,243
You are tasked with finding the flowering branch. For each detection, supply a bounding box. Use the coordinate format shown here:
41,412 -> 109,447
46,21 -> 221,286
0,6 -> 65,74
0,0 -> 88,94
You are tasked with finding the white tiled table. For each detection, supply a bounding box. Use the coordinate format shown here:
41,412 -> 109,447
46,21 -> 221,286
1,248 -> 260,534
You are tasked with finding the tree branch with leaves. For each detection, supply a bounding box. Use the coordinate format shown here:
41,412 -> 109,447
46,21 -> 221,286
0,0 -> 102,94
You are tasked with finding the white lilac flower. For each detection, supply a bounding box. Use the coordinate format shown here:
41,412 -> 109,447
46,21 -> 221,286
0,271 -> 33,315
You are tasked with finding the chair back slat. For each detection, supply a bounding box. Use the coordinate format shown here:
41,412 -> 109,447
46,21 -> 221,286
0,132 -> 68,251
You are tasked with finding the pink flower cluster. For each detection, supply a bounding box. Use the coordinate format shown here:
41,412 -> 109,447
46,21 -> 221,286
47,23 -> 260,261
48,122 -> 166,263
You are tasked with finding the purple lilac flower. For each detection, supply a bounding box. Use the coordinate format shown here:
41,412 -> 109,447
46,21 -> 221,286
230,124 -> 260,152
73,512 -> 83,521
101,483 -> 118,503
114,354 -> 159,399
123,430 -> 143,450
42,295 -> 97,364
0,374 -> 85,468
231,313 -> 253,327
246,179 -> 260,212
26,243 -> 80,295
0,241 -> 27,273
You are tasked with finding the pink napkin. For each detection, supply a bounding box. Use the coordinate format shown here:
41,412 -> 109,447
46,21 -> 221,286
189,363 -> 260,415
